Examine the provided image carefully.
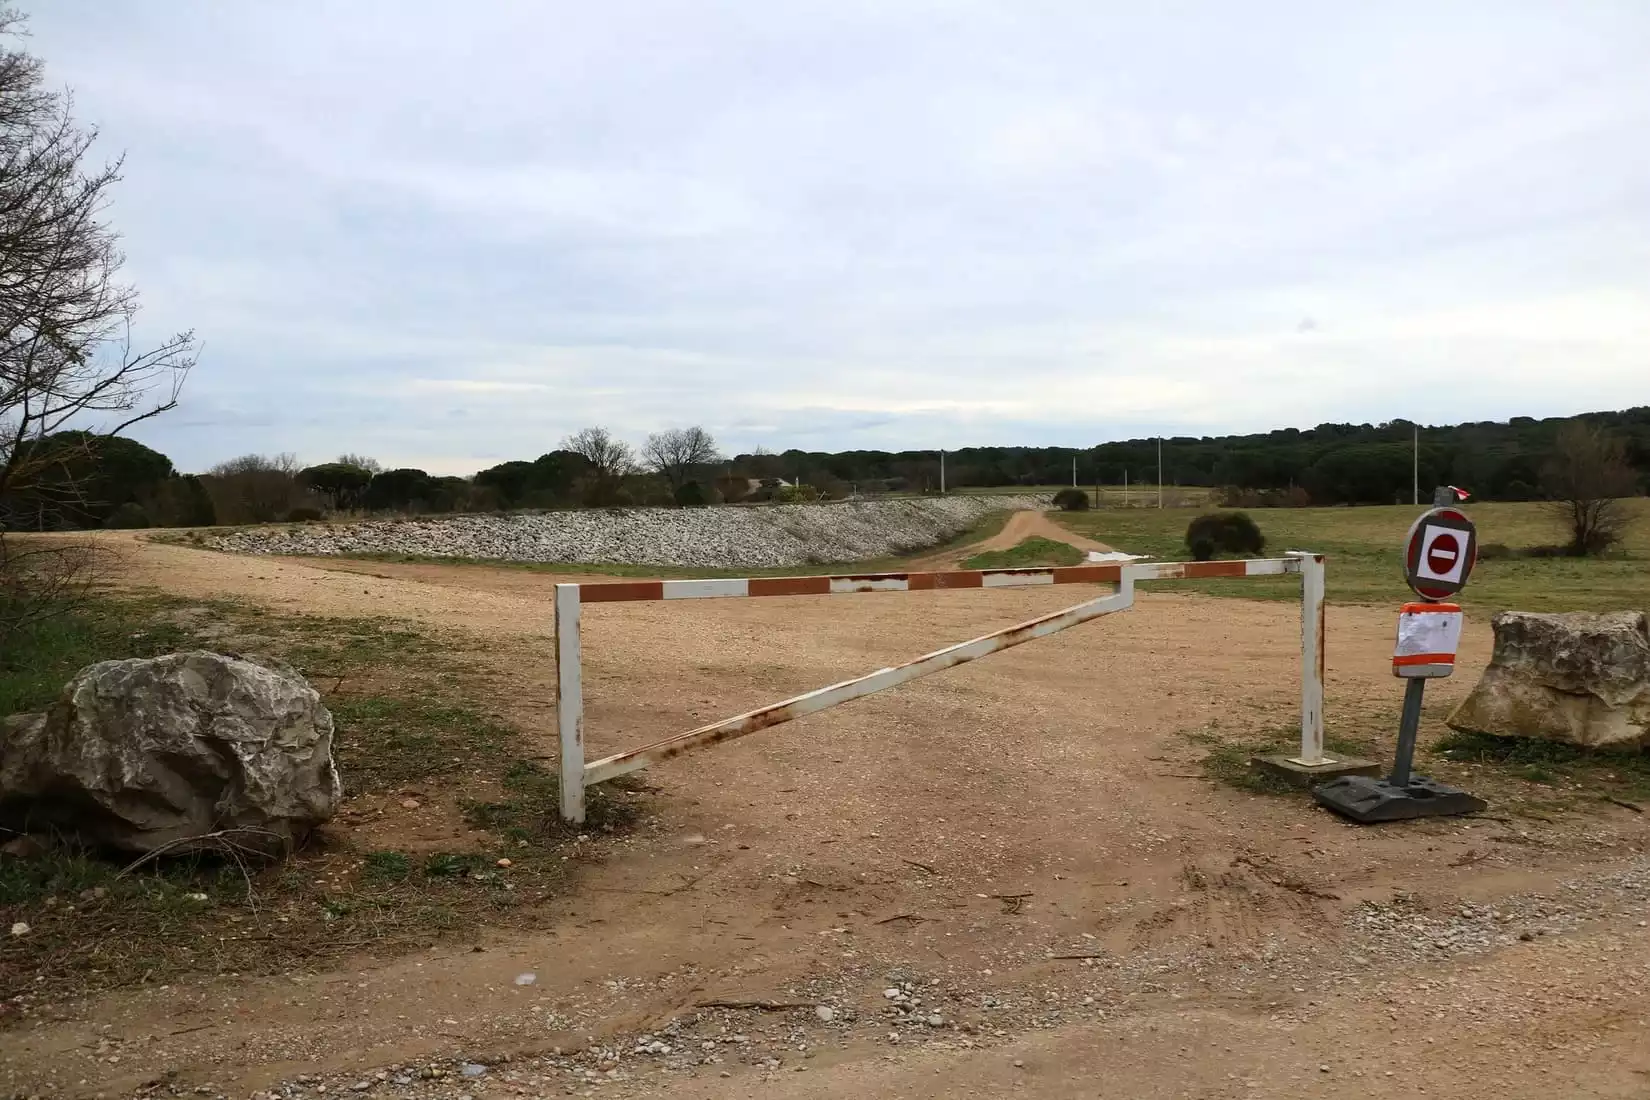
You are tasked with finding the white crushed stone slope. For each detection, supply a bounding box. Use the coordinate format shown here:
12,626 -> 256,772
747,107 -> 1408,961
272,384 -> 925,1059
207,496 -> 1051,569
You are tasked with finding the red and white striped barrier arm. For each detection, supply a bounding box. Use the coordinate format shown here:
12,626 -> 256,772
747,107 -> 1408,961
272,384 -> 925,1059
576,557 -> 1300,603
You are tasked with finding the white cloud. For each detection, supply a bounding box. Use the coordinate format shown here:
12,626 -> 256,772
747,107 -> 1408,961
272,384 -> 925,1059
22,0 -> 1650,473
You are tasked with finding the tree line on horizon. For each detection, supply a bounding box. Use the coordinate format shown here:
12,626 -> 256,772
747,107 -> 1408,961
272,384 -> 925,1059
3,409 -> 1645,533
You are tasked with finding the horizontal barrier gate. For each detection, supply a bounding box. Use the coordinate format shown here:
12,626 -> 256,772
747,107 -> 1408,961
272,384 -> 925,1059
556,553 -> 1328,823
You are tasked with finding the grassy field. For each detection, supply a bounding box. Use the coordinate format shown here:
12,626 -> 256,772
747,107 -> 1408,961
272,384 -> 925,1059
1054,498 -> 1650,613
0,594 -> 641,1000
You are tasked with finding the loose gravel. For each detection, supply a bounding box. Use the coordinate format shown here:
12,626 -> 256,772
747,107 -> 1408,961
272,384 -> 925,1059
207,497 -> 1051,569
218,856 -> 1650,1100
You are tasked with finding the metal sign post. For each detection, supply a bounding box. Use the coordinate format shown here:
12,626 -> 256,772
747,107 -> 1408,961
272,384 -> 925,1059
1313,495 -> 1487,823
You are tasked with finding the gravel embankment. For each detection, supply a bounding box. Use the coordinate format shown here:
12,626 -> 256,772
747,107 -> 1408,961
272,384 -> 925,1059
206,496 -> 1050,569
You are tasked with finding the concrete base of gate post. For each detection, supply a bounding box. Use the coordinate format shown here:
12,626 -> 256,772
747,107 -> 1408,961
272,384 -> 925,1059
1249,753 -> 1381,788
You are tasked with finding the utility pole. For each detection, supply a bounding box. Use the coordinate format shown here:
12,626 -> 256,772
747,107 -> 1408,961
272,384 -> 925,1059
940,449 -> 946,495
1412,423 -> 1419,507
1123,468 -> 1128,506
1157,437 -> 1164,509
1071,453 -> 1077,488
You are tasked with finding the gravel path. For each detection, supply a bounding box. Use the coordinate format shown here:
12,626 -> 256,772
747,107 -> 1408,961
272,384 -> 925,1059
9,537 -> 1649,1099
206,497 -> 1050,569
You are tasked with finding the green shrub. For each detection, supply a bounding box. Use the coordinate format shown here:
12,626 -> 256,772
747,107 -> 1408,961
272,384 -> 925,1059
1184,511 -> 1265,559
286,506 -> 325,523
1051,488 -> 1090,511
673,481 -> 709,507
102,502 -> 151,529
1477,543 -> 1512,561
775,484 -> 822,503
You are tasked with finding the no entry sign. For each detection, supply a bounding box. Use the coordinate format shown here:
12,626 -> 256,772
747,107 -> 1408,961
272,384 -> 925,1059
1403,507 -> 1477,601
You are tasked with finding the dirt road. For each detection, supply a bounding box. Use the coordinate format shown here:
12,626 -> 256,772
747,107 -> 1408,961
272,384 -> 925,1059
909,508 -> 1116,568
5,535 -> 1648,1098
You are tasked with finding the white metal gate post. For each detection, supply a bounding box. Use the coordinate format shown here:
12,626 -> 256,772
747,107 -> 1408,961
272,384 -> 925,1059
555,583 -> 586,825
1291,552 -> 1328,766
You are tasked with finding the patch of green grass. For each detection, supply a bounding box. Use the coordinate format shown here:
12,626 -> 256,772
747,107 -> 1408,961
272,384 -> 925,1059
0,599 -> 197,715
1432,729 -> 1650,801
961,536 -> 1085,570
361,850 -> 412,883
0,593 -> 649,1008
1186,727 -> 1381,797
328,695 -> 516,792
282,618 -> 444,673
1053,499 -> 1650,612
462,759 -> 646,839
422,851 -> 488,878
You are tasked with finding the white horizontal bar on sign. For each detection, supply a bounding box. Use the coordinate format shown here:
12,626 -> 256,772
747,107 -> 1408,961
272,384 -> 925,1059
1243,559 -> 1298,576
661,578 -> 751,600
981,571 -> 1055,588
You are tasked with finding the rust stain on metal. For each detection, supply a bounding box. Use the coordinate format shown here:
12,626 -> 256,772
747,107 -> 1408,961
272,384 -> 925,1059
580,580 -> 666,603
907,570 -> 985,590
1183,560 -> 1249,579
1317,571 -> 1327,684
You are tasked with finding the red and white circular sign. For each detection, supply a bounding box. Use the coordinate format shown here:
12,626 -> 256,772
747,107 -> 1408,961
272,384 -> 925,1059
1404,507 -> 1477,601
1425,532 -> 1461,575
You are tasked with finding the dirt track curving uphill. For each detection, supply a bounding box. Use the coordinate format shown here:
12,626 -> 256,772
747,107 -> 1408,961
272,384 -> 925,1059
910,509 -> 1116,569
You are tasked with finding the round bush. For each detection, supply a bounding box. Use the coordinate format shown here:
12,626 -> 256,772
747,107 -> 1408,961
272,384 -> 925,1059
285,506 -> 325,523
673,481 -> 708,507
1051,488 -> 1090,511
1184,511 -> 1265,559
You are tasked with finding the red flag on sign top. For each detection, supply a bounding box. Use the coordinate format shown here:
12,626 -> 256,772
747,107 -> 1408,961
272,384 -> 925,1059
1447,486 -> 1470,501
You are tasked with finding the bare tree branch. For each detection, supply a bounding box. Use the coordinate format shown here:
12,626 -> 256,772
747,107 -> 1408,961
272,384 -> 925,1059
1540,421 -> 1640,556
0,11 -> 195,635
560,426 -> 635,506
642,426 -> 721,495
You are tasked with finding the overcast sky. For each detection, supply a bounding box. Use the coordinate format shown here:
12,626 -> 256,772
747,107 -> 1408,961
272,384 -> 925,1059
26,1 -> 1650,474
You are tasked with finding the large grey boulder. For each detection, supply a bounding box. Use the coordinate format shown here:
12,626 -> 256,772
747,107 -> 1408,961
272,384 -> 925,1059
1446,611 -> 1650,749
0,651 -> 341,855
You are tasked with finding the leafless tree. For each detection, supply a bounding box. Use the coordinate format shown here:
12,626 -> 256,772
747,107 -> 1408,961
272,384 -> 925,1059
1540,421 -> 1640,556
561,427 -> 635,477
203,453 -> 306,525
560,426 -> 637,507
0,10 -> 195,637
336,452 -> 382,474
642,426 -> 720,494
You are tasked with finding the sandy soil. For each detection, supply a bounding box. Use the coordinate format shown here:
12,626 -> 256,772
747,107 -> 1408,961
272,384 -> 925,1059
4,533 -> 1648,1098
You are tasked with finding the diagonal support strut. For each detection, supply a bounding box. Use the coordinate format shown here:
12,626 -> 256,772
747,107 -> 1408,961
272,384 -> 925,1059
578,581 -> 1136,789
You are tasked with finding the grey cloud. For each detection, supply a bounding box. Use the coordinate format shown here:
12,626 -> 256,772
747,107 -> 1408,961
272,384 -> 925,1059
23,1 -> 1650,474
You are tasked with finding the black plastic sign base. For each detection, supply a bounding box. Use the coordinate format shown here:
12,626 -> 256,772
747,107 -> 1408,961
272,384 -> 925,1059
1312,775 -> 1486,823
